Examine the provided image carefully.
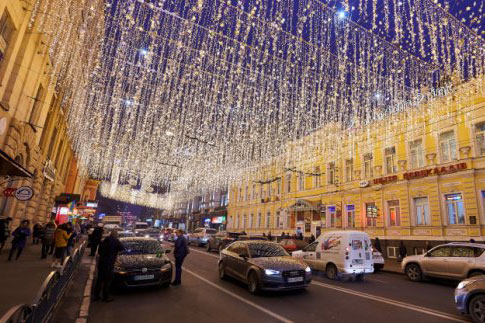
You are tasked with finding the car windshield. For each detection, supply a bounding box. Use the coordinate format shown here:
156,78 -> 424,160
248,243 -> 288,258
121,240 -> 164,255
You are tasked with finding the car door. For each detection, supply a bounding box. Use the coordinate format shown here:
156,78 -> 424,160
447,246 -> 475,278
223,243 -> 240,277
421,246 -> 452,277
302,241 -> 318,268
234,244 -> 251,281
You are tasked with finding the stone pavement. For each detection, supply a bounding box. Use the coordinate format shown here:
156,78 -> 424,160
0,241 -> 53,315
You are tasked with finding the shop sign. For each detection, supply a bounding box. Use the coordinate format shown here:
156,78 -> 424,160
43,159 -> 56,182
373,175 -> 398,185
404,162 -> 467,180
15,186 -> 34,201
359,180 -> 369,188
211,216 -> 226,224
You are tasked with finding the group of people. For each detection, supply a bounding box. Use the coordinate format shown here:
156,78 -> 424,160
0,216 -> 80,267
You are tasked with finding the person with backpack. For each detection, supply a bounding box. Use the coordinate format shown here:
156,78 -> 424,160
41,220 -> 57,259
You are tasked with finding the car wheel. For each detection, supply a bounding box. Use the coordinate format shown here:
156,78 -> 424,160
206,243 -> 211,252
469,295 -> 485,323
219,263 -> 227,280
468,270 -> 485,278
248,272 -> 260,294
326,264 -> 338,280
355,274 -> 364,282
405,263 -> 422,282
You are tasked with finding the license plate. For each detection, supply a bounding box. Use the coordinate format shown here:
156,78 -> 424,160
352,259 -> 363,265
287,277 -> 304,283
134,274 -> 155,281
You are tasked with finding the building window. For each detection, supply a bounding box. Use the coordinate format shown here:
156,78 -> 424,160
275,211 -> 281,228
257,213 -> 262,228
346,205 -> 355,228
277,178 -> 281,195
440,131 -> 457,163
366,202 -> 378,227
445,193 -> 465,225
238,188 -> 242,202
0,11 -> 14,63
266,211 -> 271,229
320,206 -> 326,228
327,206 -> 338,228
327,162 -> 336,185
385,147 -> 397,174
252,184 -> 256,200
363,153 -> 373,178
388,200 -> 401,226
243,214 -> 247,228
220,192 -> 228,206
260,185 -> 264,199
345,159 -> 353,182
245,186 -> 249,201
409,139 -> 424,169
414,197 -> 430,225
313,166 -> 321,188
29,85 -> 44,127
235,215 -> 239,228
298,174 -> 305,191
286,174 -> 291,193
475,122 -> 485,156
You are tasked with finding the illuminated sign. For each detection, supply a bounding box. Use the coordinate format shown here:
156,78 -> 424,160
86,202 -> 98,208
211,216 -> 226,224
59,207 -> 69,215
404,162 -> 467,180
373,175 -> 398,185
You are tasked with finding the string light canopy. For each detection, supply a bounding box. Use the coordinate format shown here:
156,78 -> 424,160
36,0 -> 484,209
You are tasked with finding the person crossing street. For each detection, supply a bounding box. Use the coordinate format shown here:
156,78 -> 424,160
172,230 -> 189,286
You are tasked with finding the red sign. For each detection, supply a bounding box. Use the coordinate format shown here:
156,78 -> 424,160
2,188 -> 16,197
373,175 -> 398,185
404,162 -> 467,180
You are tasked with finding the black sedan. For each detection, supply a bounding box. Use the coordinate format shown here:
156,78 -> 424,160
455,275 -> 485,322
206,231 -> 244,252
218,241 -> 311,294
113,238 -> 172,288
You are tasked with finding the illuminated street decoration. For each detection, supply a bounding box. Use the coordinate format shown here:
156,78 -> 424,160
35,1 -> 484,208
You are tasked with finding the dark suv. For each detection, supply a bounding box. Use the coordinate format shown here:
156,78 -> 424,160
207,231 -> 244,252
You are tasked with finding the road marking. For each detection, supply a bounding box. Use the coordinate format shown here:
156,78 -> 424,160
189,247 -> 220,259
311,281 -> 467,322
365,276 -> 388,283
183,267 -> 293,323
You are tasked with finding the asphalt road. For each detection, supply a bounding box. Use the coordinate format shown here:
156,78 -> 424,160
89,244 -> 471,323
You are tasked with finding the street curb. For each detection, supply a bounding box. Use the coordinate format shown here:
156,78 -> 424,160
77,258 -> 95,321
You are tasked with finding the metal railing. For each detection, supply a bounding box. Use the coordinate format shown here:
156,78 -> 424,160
0,241 -> 86,323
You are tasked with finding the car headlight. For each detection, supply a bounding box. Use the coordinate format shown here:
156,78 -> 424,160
264,269 -> 281,276
144,234 -> 150,238
161,263 -> 172,271
305,266 -> 311,273
113,266 -> 126,274
457,280 -> 472,289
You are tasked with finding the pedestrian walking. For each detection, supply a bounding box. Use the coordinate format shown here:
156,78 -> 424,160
66,223 -> 77,256
90,223 -> 104,256
0,217 -> 12,255
52,224 -> 71,268
470,239 -> 476,243
425,241 -> 432,252
374,237 -> 382,253
41,220 -> 56,259
32,223 -> 43,245
93,229 -> 124,302
172,229 -> 189,286
309,234 -> 316,244
398,241 -> 407,262
267,231 -> 272,241
8,220 -> 31,261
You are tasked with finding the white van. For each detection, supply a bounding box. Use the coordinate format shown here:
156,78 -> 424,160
292,231 -> 374,280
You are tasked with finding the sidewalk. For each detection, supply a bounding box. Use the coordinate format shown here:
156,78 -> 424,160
380,258 -> 403,274
0,241 -> 54,315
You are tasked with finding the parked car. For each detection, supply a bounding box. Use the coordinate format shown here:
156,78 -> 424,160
206,231 -> 245,252
118,230 -> 135,238
188,228 -> 218,246
455,275 -> 485,322
112,237 -> 172,288
373,250 -> 385,272
402,242 -> 485,282
291,231 -> 374,280
134,222 -> 149,236
218,241 -> 312,294
143,228 -> 162,241
279,239 -> 308,254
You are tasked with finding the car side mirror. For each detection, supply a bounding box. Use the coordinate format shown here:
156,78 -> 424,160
239,253 -> 248,260
165,249 -> 171,254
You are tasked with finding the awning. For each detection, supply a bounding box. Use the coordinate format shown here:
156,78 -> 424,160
287,199 -> 319,212
0,149 -> 33,177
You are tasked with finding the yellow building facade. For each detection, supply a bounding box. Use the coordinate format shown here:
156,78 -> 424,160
0,0 -> 99,226
228,78 -> 485,257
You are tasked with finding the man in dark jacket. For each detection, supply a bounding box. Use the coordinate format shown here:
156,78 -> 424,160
0,217 -> 12,254
94,229 -> 124,302
172,229 -> 189,285
90,224 -> 104,256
